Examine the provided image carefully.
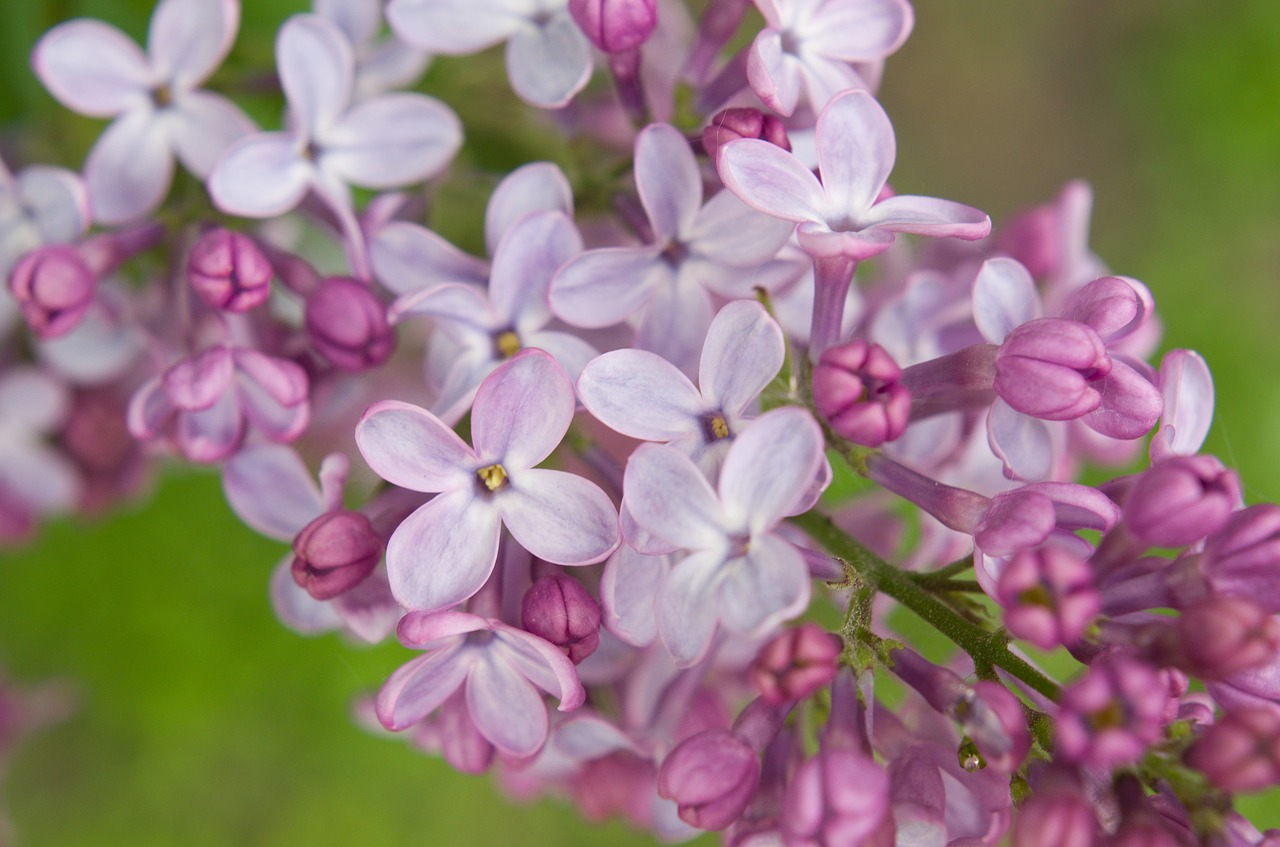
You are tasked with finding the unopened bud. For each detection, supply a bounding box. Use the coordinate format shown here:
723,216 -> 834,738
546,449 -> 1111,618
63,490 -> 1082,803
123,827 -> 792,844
1125,455 -> 1241,548
521,574 -> 602,664
703,108 -> 791,161
187,229 -> 273,312
569,0 -> 657,53
658,729 -> 760,831
994,318 -> 1110,420
1187,708 -> 1280,792
291,510 -> 382,600
8,245 -> 96,338
305,277 -> 395,371
812,339 -> 910,447
750,623 -> 841,705
1175,596 -> 1280,680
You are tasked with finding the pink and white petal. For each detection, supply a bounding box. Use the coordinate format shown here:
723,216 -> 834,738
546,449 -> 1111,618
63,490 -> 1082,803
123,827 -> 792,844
0,367 -> 70,433
386,0 -> 525,53
354,40 -> 432,99
795,221 -> 895,260
176,390 -> 244,462
489,211 -> 581,329
317,453 -> 349,514
314,0 -> 381,46
688,188 -> 796,266
222,444 -> 322,540
549,248 -> 668,328
331,573 -> 404,644
623,443 -> 728,550
505,13 -> 592,109
798,54 -> 867,117
126,376 -> 172,440
601,546 -> 668,646
716,534 -> 809,636
485,162 -> 575,254
34,20 -> 152,117
323,93 -> 462,187
806,0 -> 913,61
390,282 -> 494,333
428,347 -> 498,427
620,500 -> 681,555
233,349 -> 308,407
522,330 -> 597,383
1023,482 -> 1122,532
0,446 -> 80,514
635,124 -> 702,244
163,346 -> 234,411
815,90 -> 895,215
499,468 -> 619,565
718,407 -> 824,534
85,110 -> 174,225
718,139 -> 827,224
1061,275 -> 1145,342
633,277 -> 714,377
270,556 -> 343,634
1082,357 -> 1163,440
278,15 -> 354,136
371,222 -> 488,294
236,376 -> 310,443
355,400 -> 475,492
972,257 -> 1041,345
471,349 -> 574,469
386,490 -> 502,612
494,625 -> 586,708
397,609 -> 489,646
209,133 -> 312,218
15,166 -> 89,244
861,194 -> 992,240
148,0 -> 240,88
987,401 -> 1054,482
376,644 -> 471,729
1154,349 -> 1213,459
655,549 -> 724,667
577,349 -> 703,441
467,651 -> 549,756
746,30 -> 802,116
36,298 -> 142,386
168,91 -> 256,177
699,301 -> 785,417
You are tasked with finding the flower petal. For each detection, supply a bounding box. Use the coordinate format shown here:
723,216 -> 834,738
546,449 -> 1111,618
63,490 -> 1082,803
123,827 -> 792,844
278,14 -> 354,136
270,556 -> 343,634
718,408 -> 824,535
807,0 -> 913,62
505,12 -> 592,108
34,20 -> 151,117
208,133 -> 311,218
176,389 -> 244,462
470,349 -> 574,470
633,273 -> 715,376
355,400 -> 475,492
577,349 -> 703,441
323,93 -> 462,187
315,0 -> 381,46
15,166 -> 90,244
688,188 -> 796,266
489,210 -> 581,330
494,625 -> 586,709
376,644 -> 471,730
467,650 -> 549,756
972,257 -> 1040,345
746,30 -> 802,116
167,90 -> 255,177
1082,357 -> 1163,440
385,489 -> 502,612
1153,349 -> 1213,460
371,222 -> 488,294
718,138 -> 827,224
655,549 -> 723,667
861,194 -> 992,241
636,124 -> 702,244
986,400 -> 1055,482
386,0 -> 525,53
601,547 -> 668,646
0,367 -> 70,433
500,468 -> 619,565
716,534 -> 809,635
698,301 -> 785,417
815,90 -> 895,215
484,162 -> 574,254
148,0 -> 239,88
549,247 -> 668,329
85,109 -> 174,225
623,443 -> 728,550
222,444 -> 322,540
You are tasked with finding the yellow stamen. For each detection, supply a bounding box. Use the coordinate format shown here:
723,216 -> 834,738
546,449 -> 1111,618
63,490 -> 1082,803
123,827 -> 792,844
495,331 -> 521,359
477,464 -> 509,492
710,414 -> 730,440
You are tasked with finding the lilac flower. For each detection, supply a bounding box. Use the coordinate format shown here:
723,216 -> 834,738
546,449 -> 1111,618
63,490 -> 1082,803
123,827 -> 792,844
387,0 -> 593,108
355,349 -> 620,613
208,14 -> 461,275
551,124 -> 794,374
376,609 -> 586,757
33,0 -> 254,224
995,545 -> 1099,650
746,0 -> 914,116
1056,654 -> 1168,770
622,406 -> 825,666
0,368 -> 81,543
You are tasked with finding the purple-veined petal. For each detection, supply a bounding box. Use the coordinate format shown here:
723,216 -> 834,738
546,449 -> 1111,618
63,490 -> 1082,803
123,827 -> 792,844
972,257 -> 1040,345
398,609 -> 489,646
148,0 -> 239,88
716,533 -> 810,635
505,12 -> 592,108
390,282 -> 494,333
688,188 -> 796,266
623,443 -> 728,550
376,643 -> 471,729
1082,357 -> 1163,440
208,133 -> 311,218
34,20 -> 152,117
987,400 -> 1054,482
718,407 -> 824,535
494,625 -> 586,709
798,53 -> 866,119
489,210 -> 581,329
698,300 -> 785,417
355,400 -> 475,492
85,109 -> 174,225
521,330 -> 597,384
636,124 -> 702,244
718,138 -> 827,224
222,444 -> 322,540
270,556 -> 343,634
806,0 -> 913,61
747,30 -> 802,116
0,368 -> 69,433
15,166 -> 90,244
633,276 -> 714,376
549,247 -> 669,328
163,346 -> 234,411
499,468 -> 619,565
577,349 -> 703,441
232,349 -> 308,407
655,549 -> 723,666
385,489 -> 502,612
485,162 -> 574,254
167,90 -> 255,177
371,222 -> 488,294
236,373 -> 310,443
601,546 -> 668,646
861,194 -> 992,240
315,0 -> 381,46
470,349 -> 574,470
427,345 -> 497,426
620,501 -> 680,556
176,389 -> 244,462
814,89 -> 895,216
323,93 -> 462,187
386,0 -> 526,53
278,15 -> 354,136
467,650 -> 549,756
1153,349 -> 1213,459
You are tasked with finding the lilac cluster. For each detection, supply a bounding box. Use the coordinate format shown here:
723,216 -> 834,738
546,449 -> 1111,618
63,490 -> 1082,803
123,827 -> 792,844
5,0 -> 1280,844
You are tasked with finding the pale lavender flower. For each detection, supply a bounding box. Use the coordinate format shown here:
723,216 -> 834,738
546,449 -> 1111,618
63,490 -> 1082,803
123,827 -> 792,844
355,349 -> 620,613
313,0 -> 431,99
376,609 -> 586,757
34,0 -> 254,224
0,158 -> 89,284
0,368 -> 81,543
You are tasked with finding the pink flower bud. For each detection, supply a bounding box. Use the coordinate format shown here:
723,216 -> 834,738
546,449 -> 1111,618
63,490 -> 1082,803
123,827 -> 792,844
1202,504 -> 1280,612
1175,596 -> 1280,680
521,574 -> 602,664
568,0 -> 657,53
1057,654 -> 1167,769
1125,455 -> 1241,548
291,510 -> 382,600
812,340 -> 910,447
750,623 -> 841,705
781,747 -> 889,847
1186,708 -> 1280,792
8,245 -> 96,338
187,229 -> 273,312
305,277 -> 395,371
996,545 -> 1099,650
994,318 -> 1110,420
703,108 -> 791,161
1011,771 -> 1096,847
658,729 -> 760,831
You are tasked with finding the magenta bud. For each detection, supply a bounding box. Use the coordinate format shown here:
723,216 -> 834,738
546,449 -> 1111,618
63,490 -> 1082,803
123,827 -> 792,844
995,545 -> 1099,650
568,0 -> 656,53
1186,708 -> 1280,792
521,574 -> 602,664
1201,504 -> 1280,612
1175,596 -> 1280,680
304,277 -> 395,371
994,318 -> 1110,420
750,623 -> 841,705
781,748 -> 889,846
658,729 -> 760,831
1011,773 -> 1097,847
290,510 -> 382,600
702,108 -> 791,161
812,340 -> 910,447
1125,455 -> 1241,548
187,229 -> 273,312
8,245 -> 96,338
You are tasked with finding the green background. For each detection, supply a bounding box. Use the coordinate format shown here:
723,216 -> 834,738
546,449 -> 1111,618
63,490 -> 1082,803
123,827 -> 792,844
2,1 -> 1279,843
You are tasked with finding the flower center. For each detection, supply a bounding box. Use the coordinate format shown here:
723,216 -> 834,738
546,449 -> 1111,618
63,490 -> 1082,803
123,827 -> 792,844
477,463 -> 509,492
151,83 -> 173,108
493,330 -> 521,359
700,412 -> 731,442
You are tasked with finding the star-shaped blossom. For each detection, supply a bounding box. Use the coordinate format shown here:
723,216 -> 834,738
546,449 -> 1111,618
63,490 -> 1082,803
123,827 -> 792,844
208,14 -> 461,275
718,89 -> 991,261
747,0 -> 913,116
355,349 -> 620,613
387,0 -> 592,108
34,0 -> 254,224
622,406 -> 826,666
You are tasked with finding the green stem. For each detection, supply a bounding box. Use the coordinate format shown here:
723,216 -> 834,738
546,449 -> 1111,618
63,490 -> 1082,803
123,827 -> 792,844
791,510 -> 1061,703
